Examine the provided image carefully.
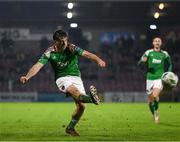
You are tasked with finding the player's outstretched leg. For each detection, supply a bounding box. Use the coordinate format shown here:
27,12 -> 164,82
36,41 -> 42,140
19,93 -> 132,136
67,85 -> 100,105
89,85 -> 100,105
78,85 -> 100,105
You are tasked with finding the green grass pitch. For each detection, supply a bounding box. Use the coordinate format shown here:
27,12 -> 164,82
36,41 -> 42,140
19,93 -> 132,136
0,102 -> 180,141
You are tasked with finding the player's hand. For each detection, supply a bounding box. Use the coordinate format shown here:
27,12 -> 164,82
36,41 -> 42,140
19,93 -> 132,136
142,57 -> 147,62
98,59 -> 106,68
20,76 -> 29,84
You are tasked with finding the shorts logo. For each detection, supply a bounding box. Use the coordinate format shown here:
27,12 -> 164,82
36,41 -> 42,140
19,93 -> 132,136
61,85 -> 65,90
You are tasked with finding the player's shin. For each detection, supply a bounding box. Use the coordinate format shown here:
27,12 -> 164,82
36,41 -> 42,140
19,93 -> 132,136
154,98 -> 159,111
153,97 -> 160,123
67,104 -> 85,131
67,118 -> 79,129
149,102 -> 155,115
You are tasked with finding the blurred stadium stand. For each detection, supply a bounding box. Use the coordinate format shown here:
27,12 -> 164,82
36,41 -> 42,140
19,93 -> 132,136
0,1 -> 180,102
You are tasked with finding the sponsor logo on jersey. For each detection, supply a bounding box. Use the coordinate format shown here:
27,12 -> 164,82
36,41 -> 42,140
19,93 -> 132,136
57,61 -> 69,67
152,59 -> 162,64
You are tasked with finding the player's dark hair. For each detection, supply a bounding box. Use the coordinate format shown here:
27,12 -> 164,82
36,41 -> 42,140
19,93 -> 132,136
53,30 -> 68,41
152,36 -> 163,42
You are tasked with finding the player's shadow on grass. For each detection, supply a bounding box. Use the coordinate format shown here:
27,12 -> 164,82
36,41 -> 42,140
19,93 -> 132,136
160,122 -> 180,127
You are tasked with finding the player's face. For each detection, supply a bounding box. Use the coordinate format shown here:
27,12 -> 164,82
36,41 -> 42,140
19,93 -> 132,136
55,37 -> 68,51
152,38 -> 162,48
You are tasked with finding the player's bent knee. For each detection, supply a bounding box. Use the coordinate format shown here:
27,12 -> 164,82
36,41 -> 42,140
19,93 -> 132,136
148,95 -> 154,102
152,90 -> 160,98
67,85 -> 81,98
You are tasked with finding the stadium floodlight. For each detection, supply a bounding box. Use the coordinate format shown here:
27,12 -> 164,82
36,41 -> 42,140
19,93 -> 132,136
150,25 -> 157,30
154,12 -> 160,19
68,2 -> 74,9
159,3 -> 165,10
70,23 -> 78,28
67,12 -> 73,19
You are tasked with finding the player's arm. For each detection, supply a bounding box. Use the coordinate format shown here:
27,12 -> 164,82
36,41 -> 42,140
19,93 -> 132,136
69,44 -> 106,67
82,50 -> 106,68
138,51 -> 148,66
20,62 -> 44,84
166,53 -> 173,72
138,54 -> 148,65
20,46 -> 51,84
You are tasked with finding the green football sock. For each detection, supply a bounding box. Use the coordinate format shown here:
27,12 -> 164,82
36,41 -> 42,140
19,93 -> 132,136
154,100 -> 159,111
67,118 -> 79,129
79,95 -> 93,103
149,102 -> 155,115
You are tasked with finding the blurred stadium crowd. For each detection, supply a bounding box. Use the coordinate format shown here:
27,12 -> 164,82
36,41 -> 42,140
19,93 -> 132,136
0,28 -> 180,96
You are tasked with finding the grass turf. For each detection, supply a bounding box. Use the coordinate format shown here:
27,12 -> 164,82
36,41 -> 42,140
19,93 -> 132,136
0,102 -> 180,141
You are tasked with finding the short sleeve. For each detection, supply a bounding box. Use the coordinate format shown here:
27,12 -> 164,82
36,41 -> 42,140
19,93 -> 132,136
140,50 -> 149,61
164,51 -> 172,71
164,51 -> 170,58
38,54 -> 49,65
68,44 -> 84,56
38,46 -> 53,65
144,50 -> 151,57
75,46 -> 84,56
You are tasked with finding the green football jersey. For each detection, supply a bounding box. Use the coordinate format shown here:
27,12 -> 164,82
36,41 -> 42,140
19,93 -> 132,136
38,44 -> 84,80
141,49 -> 172,80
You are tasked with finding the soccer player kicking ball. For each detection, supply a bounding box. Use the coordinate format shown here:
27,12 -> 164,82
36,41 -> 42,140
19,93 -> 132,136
20,30 -> 106,136
138,36 -> 172,123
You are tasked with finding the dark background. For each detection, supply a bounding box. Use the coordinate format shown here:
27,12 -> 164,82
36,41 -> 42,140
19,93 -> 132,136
0,0 -> 179,102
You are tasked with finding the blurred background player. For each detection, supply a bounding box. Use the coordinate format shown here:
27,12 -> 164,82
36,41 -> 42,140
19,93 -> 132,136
138,36 -> 172,123
20,29 -> 106,136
